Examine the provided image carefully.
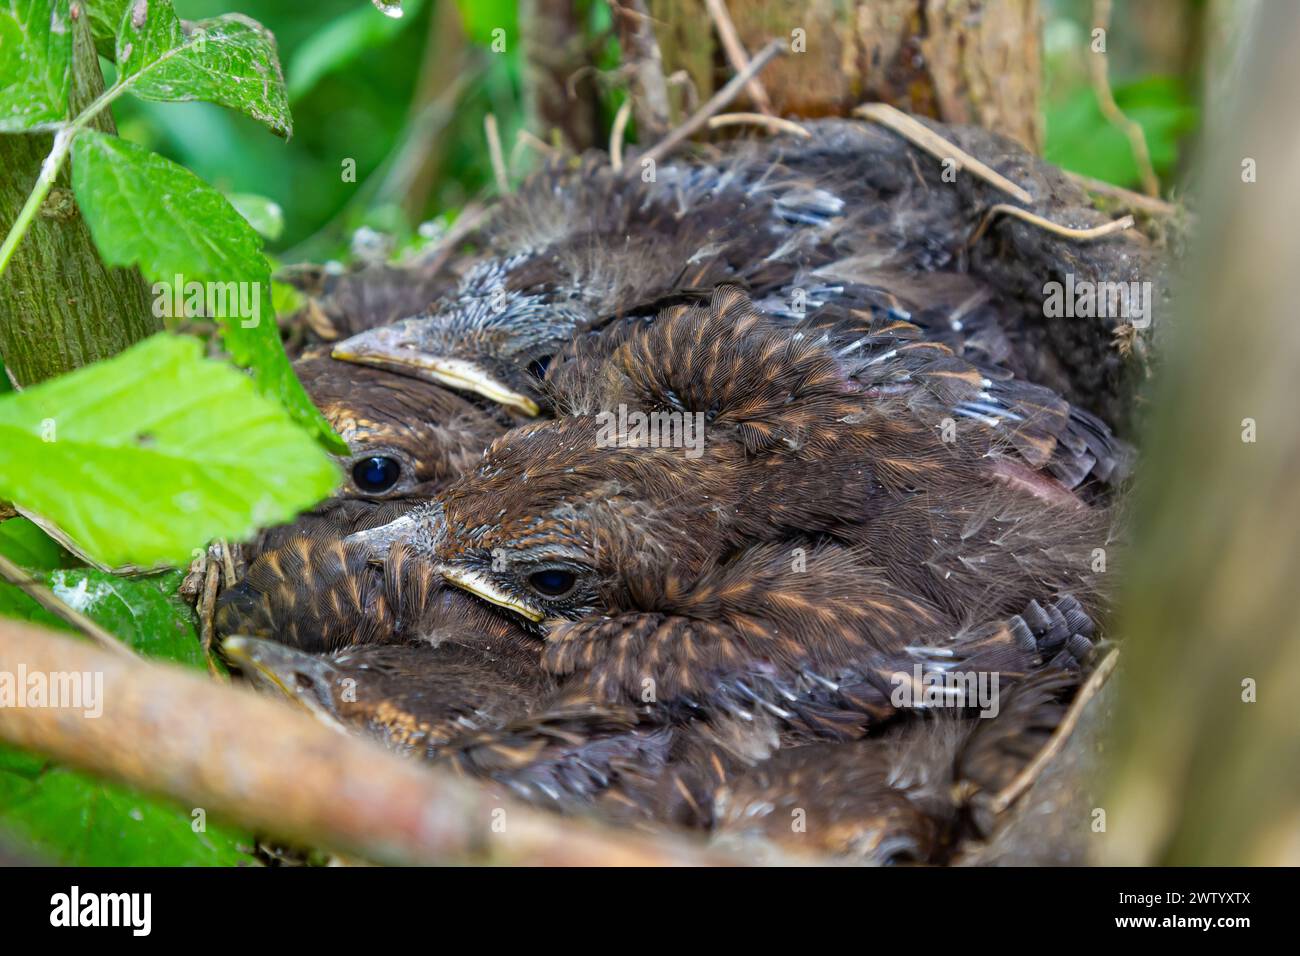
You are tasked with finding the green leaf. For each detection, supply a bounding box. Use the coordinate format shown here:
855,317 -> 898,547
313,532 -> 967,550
0,748 -> 257,865
0,518 -> 71,630
70,130 -> 346,452
1045,76 -> 1197,189
0,333 -> 339,568
288,0 -> 422,101
0,517 -> 71,571
0,0 -> 73,131
225,191 -> 284,241
48,568 -> 205,666
454,0 -> 516,47
114,0 -> 291,138
83,0 -> 128,44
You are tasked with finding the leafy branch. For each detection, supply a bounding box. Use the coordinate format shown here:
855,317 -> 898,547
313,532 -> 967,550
0,0 -> 342,450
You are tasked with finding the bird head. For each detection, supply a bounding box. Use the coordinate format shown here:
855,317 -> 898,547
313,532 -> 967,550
431,415 -> 732,625
330,256 -> 596,418
221,635 -> 351,728
297,356 -> 504,500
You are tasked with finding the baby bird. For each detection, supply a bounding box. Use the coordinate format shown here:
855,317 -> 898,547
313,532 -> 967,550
299,353 -> 506,503
712,669 -> 1076,864
370,287 -> 1112,742
248,354 -> 510,559
328,122 -> 909,418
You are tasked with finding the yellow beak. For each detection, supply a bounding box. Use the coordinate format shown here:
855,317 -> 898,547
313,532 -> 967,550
437,564 -> 545,622
331,346 -> 541,417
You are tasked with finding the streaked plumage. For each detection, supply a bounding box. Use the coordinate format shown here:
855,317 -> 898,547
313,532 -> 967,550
218,116 -> 1146,857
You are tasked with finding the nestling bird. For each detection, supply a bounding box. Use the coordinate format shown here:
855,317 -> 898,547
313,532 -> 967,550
278,243 -> 462,350
325,117 -> 1134,428
328,122 -> 928,417
213,116 -> 1140,855
335,288 -> 1113,740
712,669 -> 1078,863
298,352 -> 508,502
248,353 -> 511,558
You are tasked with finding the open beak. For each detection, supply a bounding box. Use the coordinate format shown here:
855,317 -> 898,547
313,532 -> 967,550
437,564 -> 545,622
332,330 -> 540,417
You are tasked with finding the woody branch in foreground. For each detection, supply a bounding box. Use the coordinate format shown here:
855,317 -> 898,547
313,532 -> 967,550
0,620 -> 736,866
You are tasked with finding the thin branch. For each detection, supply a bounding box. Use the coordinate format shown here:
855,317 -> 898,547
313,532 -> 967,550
484,113 -> 509,195
638,39 -> 786,171
1090,0 -> 1160,198
969,203 -> 1135,247
0,553 -> 136,659
610,97 -> 634,172
854,103 -> 1034,205
516,128 -> 561,160
611,0 -> 672,139
0,620 -> 738,866
1066,170 -> 1183,218
708,112 -> 810,138
990,650 -> 1120,814
704,0 -> 773,115
197,555 -> 224,680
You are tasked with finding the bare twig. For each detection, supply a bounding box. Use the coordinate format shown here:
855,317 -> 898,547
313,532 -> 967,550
197,555 -> 223,680
611,0 -> 672,139
990,650 -> 1119,815
854,103 -> 1034,205
0,620 -> 737,866
969,203 -> 1135,247
638,39 -> 785,171
484,113 -> 509,195
516,128 -> 561,160
708,112 -> 810,138
704,0 -> 773,115
610,97 -> 634,172
1066,170 -> 1183,218
217,539 -> 237,587
1090,0 -> 1160,197
0,553 -> 136,659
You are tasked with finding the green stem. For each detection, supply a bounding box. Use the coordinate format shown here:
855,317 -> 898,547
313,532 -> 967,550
0,128 -> 72,276
0,83 -> 127,279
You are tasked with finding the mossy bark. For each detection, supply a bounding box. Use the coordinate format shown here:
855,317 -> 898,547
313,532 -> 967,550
0,12 -> 158,387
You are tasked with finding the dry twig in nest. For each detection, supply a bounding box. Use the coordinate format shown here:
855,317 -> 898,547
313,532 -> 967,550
1089,0 -> 1160,198
637,39 -> 785,171
854,103 -> 1034,205
990,650 -> 1120,815
610,97 -> 634,172
484,113 -> 509,194
708,113 -> 810,138
704,0 -> 774,115
969,203 -> 1135,247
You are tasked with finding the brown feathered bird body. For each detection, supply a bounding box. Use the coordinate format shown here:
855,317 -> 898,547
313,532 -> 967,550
217,121 -> 1134,853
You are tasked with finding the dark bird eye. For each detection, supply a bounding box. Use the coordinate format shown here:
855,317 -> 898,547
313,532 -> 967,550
528,568 -> 576,598
527,355 -> 552,379
352,456 -> 401,493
